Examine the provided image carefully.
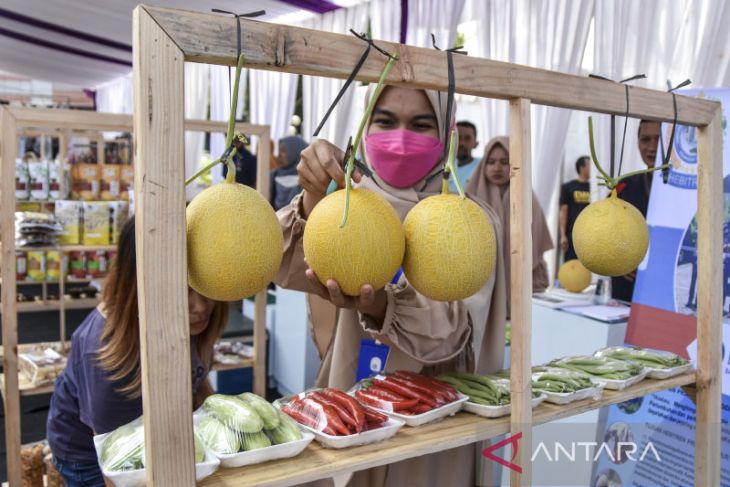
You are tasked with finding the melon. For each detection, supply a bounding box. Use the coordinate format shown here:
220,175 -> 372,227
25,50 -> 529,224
186,181 -> 283,301
403,194 -> 496,301
557,259 -> 592,293
303,188 -> 405,296
572,190 -> 649,277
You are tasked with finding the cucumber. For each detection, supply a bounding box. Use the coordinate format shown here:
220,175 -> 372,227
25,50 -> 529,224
241,431 -> 272,451
196,415 -> 240,454
203,394 -> 263,434
266,410 -> 303,444
238,392 -> 280,430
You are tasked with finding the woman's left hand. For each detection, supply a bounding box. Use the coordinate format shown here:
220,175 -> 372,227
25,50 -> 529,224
305,268 -> 387,320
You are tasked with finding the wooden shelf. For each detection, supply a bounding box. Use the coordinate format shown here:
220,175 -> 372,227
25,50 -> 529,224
0,373 -> 55,398
2,278 -> 94,286
200,373 -> 696,487
1,297 -> 99,313
211,358 -> 255,372
16,245 -> 117,252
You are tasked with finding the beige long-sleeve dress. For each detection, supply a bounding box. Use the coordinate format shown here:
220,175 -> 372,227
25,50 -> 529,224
275,88 -> 507,487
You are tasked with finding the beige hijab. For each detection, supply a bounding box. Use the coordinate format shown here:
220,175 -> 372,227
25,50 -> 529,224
466,136 -> 553,308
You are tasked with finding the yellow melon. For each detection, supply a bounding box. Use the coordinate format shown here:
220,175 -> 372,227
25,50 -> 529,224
403,194 -> 496,301
558,259 -> 592,293
186,181 -> 283,301
303,188 -> 405,296
572,191 -> 649,277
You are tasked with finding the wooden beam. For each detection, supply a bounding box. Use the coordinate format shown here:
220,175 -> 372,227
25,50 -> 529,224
508,98 -> 533,487
9,107 -> 132,132
694,107 -> 723,487
0,107 -> 22,487
184,119 -> 268,136
144,5 -> 719,126
133,6 -> 195,486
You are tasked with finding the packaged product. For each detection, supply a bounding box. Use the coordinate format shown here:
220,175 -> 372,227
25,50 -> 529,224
46,251 -> 61,282
69,251 -> 86,279
86,251 -> 108,279
18,346 -> 67,386
109,201 -> 130,244
28,160 -> 49,200
54,200 -> 84,245
83,202 -> 111,245
48,159 -> 64,200
100,164 -> 121,200
71,163 -> 100,200
15,159 -> 30,200
16,252 -> 27,281
26,251 -> 46,282
120,165 -> 134,201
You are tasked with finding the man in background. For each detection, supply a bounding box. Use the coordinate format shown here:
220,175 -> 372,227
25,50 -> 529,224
559,156 -> 591,262
449,121 -> 480,193
612,120 -> 661,301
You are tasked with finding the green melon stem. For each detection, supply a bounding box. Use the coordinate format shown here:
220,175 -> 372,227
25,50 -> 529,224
340,54 -> 399,228
588,116 -> 671,190
185,53 -> 246,187
443,128 -> 464,199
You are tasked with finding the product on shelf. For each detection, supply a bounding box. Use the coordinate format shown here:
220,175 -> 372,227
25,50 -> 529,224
46,251 -> 61,282
18,346 -> 67,386
353,371 -> 459,414
16,252 -> 27,281
15,212 -> 61,247
594,346 -> 689,370
213,340 -> 253,365
438,372 -> 517,406
28,159 -> 49,201
48,159 -> 64,200
120,165 -> 134,201
15,158 -> 30,200
26,251 -> 46,282
110,201 -> 130,244
20,443 -> 44,487
55,200 -> 84,245
83,201 -> 111,245
101,164 -> 121,200
86,251 -> 108,278
69,251 -> 86,279
549,355 -> 644,381
71,163 -> 100,200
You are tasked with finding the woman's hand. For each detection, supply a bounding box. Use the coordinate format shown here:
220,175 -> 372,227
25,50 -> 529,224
305,268 -> 387,321
298,139 -> 361,218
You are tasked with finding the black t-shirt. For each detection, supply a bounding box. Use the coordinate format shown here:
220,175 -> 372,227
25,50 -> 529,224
616,172 -> 652,217
560,179 -> 590,238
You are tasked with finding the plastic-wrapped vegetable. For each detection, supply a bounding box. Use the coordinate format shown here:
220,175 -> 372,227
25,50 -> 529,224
100,419 -> 145,472
594,346 -> 688,369
196,415 -> 240,455
266,409 -> 303,445
531,366 -> 595,393
550,356 -> 643,380
238,392 -> 280,430
202,394 -> 263,434
241,431 -> 272,451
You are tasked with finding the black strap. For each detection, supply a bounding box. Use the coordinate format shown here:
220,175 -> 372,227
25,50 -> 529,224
660,79 -> 692,183
431,34 -> 466,165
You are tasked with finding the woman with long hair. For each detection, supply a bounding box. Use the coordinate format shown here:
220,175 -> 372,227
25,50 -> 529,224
46,217 -> 228,486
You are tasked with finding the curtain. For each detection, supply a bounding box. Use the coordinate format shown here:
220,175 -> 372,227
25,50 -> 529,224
184,63 -> 210,200
405,0 -> 466,48
301,3 -> 369,148
249,69 -> 298,156
369,0 -> 402,42
209,65 -> 246,184
95,73 -> 133,114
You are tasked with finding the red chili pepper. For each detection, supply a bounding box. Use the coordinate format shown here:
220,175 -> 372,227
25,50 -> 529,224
320,388 -> 366,432
409,402 -> 433,415
393,371 -> 458,402
365,385 -> 408,402
391,374 -> 450,404
309,392 -> 361,433
301,397 -> 351,436
377,377 -> 440,408
362,406 -> 389,424
282,404 -> 337,435
355,389 -> 418,412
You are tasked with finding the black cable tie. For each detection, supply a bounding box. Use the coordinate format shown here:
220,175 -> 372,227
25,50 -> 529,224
661,79 -> 691,183
351,30 -> 397,60
430,33 -> 468,55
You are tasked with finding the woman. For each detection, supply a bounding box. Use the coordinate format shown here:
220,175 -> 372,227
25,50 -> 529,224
46,218 -> 228,486
467,136 -> 554,311
275,85 -> 507,486
271,135 -> 308,211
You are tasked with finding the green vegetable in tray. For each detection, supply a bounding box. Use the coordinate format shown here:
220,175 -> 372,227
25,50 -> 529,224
101,422 -> 145,472
194,433 -> 206,463
266,409 -> 303,445
438,372 -> 541,406
531,366 -> 595,393
203,394 -> 264,434
196,415 -> 240,455
242,431 -> 272,451
549,356 -> 643,380
238,392 -> 281,430
594,346 -> 689,369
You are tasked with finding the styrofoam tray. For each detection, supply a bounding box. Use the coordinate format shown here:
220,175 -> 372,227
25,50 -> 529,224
295,417 -> 404,449
538,384 -> 605,405
93,432 -> 219,487
594,369 -> 649,390
192,414 -> 314,468
463,394 -> 547,418
367,393 -> 469,427
644,363 -> 694,380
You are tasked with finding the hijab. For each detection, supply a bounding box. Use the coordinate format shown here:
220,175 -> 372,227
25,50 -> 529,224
271,135 -> 308,210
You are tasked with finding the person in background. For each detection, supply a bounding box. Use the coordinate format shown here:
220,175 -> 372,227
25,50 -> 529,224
46,218 -> 228,486
467,136 -> 553,315
222,137 -> 257,188
559,156 -> 591,261
270,135 -> 308,211
448,121 -> 480,193
612,120 -> 661,302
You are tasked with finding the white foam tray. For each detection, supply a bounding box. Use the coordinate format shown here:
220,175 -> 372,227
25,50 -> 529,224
644,363 -> 694,380
295,417 -> 404,449
463,394 -> 547,418
93,431 -> 219,487
364,393 -> 469,427
594,369 -> 649,390
539,384 -> 605,405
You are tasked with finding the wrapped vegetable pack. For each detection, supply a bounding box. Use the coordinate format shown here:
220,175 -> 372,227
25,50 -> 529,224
550,355 -> 648,390
93,416 -> 218,487
197,393 -> 312,467
593,346 -> 692,379
439,372 -> 545,418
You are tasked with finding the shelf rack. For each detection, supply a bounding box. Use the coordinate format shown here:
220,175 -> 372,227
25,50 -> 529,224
124,6 -> 723,487
0,106 -> 271,486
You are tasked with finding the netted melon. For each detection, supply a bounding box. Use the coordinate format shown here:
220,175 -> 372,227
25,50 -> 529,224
303,188 -> 405,296
403,194 -> 496,301
558,259 -> 592,293
187,181 -> 284,301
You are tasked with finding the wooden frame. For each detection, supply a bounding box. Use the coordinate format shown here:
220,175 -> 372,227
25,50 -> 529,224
0,106 -> 270,486
129,5 -> 722,487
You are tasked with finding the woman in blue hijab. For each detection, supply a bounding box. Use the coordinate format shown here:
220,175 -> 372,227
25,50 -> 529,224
271,135 -> 308,210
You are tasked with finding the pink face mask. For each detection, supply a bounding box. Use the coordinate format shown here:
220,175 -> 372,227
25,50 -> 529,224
364,129 -> 444,188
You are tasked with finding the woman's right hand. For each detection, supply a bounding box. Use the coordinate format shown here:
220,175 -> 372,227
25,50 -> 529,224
298,139 -> 361,218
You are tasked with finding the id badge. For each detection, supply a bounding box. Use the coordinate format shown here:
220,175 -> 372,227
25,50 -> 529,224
356,339 -> 390,382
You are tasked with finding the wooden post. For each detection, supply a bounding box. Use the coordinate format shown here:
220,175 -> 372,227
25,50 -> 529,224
1,107 -> 22,487
694,107 -> 723,486
509,98 -> 533,487
133,6 -> 195,486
